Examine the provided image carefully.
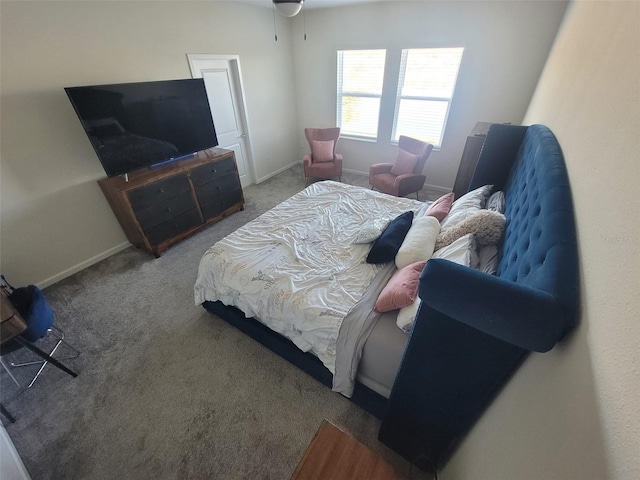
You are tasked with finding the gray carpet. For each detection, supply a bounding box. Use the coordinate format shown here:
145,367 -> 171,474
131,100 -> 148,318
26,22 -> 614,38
1,165 -> 438,480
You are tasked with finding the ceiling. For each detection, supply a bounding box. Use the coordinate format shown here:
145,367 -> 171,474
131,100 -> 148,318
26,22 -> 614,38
236,0 -> 388,10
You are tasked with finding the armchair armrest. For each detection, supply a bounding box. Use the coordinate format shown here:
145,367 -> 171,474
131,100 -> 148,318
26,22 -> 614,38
303,154 -> 312,167
369,163 -> 393,184
394,174 -> 426,197
369,163 -> 393,175
334,154 -> 343,171
419,258 -> 566,352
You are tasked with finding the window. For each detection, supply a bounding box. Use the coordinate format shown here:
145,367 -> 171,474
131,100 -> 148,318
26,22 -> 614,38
336,47 -> 464,148
392,48 -> 464,147
336,49 -> 386,139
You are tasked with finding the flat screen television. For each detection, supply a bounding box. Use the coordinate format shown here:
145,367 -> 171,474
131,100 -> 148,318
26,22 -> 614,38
65,78 -> 218,177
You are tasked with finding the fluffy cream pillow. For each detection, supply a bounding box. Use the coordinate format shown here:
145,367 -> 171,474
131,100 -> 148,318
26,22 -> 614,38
435,209 -> 506,250
395,216 -> 441,269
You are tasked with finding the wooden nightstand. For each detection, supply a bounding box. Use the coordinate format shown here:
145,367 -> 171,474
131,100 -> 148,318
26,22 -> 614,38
291,420 -> 401,480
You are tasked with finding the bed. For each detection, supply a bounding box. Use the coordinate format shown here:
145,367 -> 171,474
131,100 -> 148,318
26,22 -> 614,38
194,124 -> 579,473
195,180 -> 426,400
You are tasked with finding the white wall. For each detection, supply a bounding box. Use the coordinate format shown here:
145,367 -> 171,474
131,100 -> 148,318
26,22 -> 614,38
0,424 -> 31,480
441,1 -> 640,479
1,0 -> 567,288
291,0 -> 567,186
0,1 -> 298,287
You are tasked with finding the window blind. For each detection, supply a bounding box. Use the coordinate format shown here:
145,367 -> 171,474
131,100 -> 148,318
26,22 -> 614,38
337,49 -> 386,139
392,47 -> 464,147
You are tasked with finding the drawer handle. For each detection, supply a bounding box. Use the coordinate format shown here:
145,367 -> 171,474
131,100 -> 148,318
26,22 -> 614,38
217,186 -> 222,190
212,169 -> 217,174
159,188 -> 165,193
166,207 -> 172,213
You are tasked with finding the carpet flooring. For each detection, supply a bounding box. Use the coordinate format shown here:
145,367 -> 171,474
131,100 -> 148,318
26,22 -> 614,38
1,165 -> 439,479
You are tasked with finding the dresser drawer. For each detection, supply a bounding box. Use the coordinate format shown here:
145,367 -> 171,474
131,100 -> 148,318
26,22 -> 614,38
135,190 -> 197,231
190,155 -> 236,186
144,209 -> 202,247
128,174 -> 191,212
194,172 -> 241,206
200,187 -> 243,220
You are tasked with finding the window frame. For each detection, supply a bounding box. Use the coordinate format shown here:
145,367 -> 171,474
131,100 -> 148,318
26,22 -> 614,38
335,46 -> 464,149
391,47 -> 465,149
336,49 -> 387,141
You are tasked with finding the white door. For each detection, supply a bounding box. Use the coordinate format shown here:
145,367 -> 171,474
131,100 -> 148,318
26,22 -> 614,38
187,54 -> 255,187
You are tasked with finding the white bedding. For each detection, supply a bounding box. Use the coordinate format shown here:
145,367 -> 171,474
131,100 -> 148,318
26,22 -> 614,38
194,181 -> 424,394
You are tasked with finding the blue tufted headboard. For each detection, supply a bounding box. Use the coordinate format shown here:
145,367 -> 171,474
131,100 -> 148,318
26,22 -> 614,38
470,124 -> 579,339
380,124 -> 580,472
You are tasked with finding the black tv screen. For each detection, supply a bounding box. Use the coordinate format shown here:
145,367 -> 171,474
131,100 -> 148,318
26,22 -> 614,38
65,78 -> 218,177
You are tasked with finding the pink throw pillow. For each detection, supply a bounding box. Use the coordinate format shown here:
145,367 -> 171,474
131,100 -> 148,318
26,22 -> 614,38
424,192 -> 455,222
390,149 -> 419,176
311,140 -> 335,163
374,260 -> 426,312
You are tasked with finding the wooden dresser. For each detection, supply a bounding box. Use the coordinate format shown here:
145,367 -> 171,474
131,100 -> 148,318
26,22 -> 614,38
98,148 -> 244,257
452,122 -> 492,199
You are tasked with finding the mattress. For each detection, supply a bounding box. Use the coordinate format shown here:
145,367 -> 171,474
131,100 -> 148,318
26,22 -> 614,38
357,311 -> 409,398
195,180 -> 424,397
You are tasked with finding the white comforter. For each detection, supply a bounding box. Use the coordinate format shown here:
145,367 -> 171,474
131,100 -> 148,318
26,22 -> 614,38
194,181 -> 424,393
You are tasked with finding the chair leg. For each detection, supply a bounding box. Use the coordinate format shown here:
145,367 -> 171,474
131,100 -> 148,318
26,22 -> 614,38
0,403 -> 16,423
10,326 -> 80,367
12,336 -> 78,383
416,191 -> 420,200
0,358 -> 21,387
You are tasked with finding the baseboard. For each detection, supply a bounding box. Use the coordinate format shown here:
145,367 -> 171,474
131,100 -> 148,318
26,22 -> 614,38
342,167 -> 368,176
343,167 -> 451,195
38,242 -> 131,289
255,161 -> 301,184
423,183 -> 451,195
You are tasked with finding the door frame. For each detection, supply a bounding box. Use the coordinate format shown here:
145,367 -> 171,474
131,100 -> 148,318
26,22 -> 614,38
186,53 -> 256,186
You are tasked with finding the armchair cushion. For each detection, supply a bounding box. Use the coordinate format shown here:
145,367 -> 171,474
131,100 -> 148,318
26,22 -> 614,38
390,149 -> 419,176
311,140 -> 335,163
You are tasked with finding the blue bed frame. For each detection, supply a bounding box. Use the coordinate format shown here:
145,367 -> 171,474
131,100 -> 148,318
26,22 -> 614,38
203,124 -> 579,474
